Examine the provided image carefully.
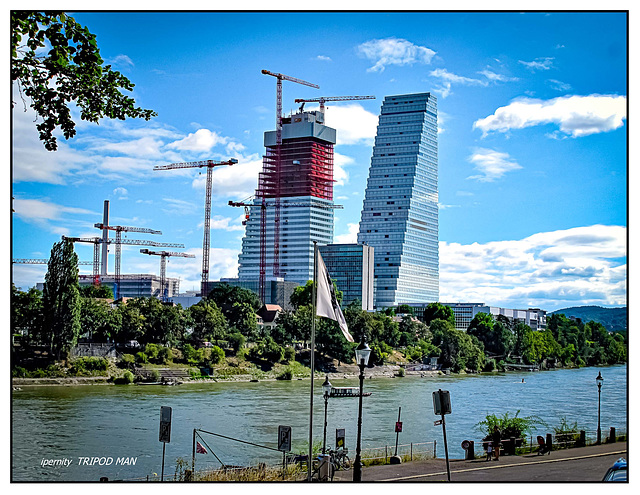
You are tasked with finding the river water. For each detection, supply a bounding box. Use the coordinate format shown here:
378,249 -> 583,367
11,364 -> 627,481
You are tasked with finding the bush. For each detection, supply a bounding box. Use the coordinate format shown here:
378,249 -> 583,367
276,369 -> 293,380
144,343 -> 159,361
484,359 -> 496,372
114,370 -> 134,384
119,354 -> 135,369
475,410 -> 546,447
209,345 -> 225,365
157,346 -> 172,364
283,346 -> 295,364
135,352 -> 148,364
228,332 -> 246,354
147,369 -> 161,382
70,357 -> 108,375
397,367 -> 405,377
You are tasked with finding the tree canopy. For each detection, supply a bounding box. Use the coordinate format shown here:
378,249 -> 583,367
11,11 -> 156,151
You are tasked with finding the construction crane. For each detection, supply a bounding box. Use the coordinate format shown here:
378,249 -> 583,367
261,70 -> 319,284
140,249 -> 195,302
94,223 -> 163,300
12,259 -> 93,265
295,95 -> 376,115
154,158 -> 238,297
62,236 -> 185,298
229,197 -> 342,301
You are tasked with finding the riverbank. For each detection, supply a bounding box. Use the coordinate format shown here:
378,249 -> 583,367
12,364 -> 444,387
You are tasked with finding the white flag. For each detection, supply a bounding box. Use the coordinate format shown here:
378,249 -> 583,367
316,251 -> 354,342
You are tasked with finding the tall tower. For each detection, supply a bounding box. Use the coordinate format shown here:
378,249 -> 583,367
238,110 -> 336,285
357,93 -> 439,307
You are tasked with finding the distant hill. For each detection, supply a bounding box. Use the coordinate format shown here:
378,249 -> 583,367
550,306 -> 627,332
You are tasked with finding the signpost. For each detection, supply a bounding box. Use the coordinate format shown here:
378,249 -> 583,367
278,425 -> 291,480
432,389 -> 451,481
336,428 -> 346,449
159,406 -> 172,482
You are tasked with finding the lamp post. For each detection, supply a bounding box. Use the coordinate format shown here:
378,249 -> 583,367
322,375 -> 332,454
596,371 -> 604,444
353,337 -> 371,482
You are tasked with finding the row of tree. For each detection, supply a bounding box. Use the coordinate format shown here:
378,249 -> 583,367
12,240 -> 627,372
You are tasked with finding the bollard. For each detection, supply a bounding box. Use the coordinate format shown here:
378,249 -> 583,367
609,427 -> 616,443
546,433 -> 553,454
317,454 -> 330,481
508,437 -> 516,456
410,443 -> 413,461
465,441 -> 475,460
579,430 -> 586,447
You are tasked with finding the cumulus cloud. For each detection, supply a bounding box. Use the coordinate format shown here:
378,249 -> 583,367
334,223 -> 360,244
440,225 -> 626,311
324,103 -> 379,145
518,57 -> 555,71
316,55 -> 332,62
13,198 -> 97,235
113,187 -> 129,199
473,94 -> 627,138
333,152 -> 354,187
357,37 -> 436,72
192,153 -> 263,199
467,148 -> 522,182
430,68 -> 488,98
166,129 -> 230,153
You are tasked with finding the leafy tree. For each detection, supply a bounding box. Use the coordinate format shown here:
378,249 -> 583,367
228,302 -> 258,340
422,302 -> 455,327
79,297 -> 117,342
11,284 -> 43,341
188,300 -> 227,343
114,300 -> 145,343
11,12 -> 156,151
315,318 -> 355,364
431,319 -> 485,372
396,304 -> 414,315
79,284 -> 114,299
42,240 -> 82,359
398,315 -> 431,347
207,283 -> 261,312
290,280 -> 343,310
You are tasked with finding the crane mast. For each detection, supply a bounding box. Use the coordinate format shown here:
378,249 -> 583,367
294,95 -> 376,115
140,249 -> 195,301
154,158 -> 237,297
261,70 -> 319,295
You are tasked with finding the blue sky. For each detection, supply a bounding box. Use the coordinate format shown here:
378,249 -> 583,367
10,10 -> 628,312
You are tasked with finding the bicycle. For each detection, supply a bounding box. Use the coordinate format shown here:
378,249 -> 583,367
327,448 -> 351,472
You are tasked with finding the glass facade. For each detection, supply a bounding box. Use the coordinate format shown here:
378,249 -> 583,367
318,243 -> 375,310
357,93 -> 439,308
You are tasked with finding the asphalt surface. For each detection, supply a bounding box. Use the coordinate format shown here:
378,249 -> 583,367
332,441 -> 627,482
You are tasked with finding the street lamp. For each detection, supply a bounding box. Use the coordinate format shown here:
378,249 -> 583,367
322,375 -> 332,454
353,337 -> 371,482
596,371 -> 604,444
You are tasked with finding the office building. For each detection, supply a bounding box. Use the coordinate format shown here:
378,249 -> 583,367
238,109 -> 336,285
357,93 -> 439,308
319,243 -> 375,310
207,278 -> 300,311
76,274 -> 179,299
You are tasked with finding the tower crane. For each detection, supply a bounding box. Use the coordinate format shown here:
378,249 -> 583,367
62,236 -> 185,298
229,197 -> 342,301
140,249 -> 195,302
94,223 -> 163,300
154,158 -> 238,297
13,259 -> 93,265
261,70 -> 319,283
295,95 -> 376,116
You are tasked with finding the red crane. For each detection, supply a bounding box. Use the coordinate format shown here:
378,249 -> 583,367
261,70 -> 319,281
62,236 -> 185,297
229,197 -> 342,301
12,258 -> 93,265
295,95 -> 376,116
139,249 -> 195,301
154,158 -> 238,297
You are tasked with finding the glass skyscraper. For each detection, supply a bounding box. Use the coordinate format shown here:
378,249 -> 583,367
357,93 -> 439,308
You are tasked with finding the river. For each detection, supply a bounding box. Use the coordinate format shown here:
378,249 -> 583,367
11,364 -> 627,481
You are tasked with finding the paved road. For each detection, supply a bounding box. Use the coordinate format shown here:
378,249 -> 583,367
333,441 -> 627,482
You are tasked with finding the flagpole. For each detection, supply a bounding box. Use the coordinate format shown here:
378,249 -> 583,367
308,241 -> 317,481
192,428 -> 196,474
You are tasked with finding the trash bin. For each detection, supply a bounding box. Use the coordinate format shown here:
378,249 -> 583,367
317,454 -> 331,481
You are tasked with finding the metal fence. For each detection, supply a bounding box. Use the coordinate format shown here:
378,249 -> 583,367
361,441 -> 436,463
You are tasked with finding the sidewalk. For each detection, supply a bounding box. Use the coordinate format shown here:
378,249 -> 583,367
332,441 -> 627,482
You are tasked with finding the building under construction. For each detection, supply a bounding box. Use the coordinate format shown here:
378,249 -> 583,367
237,108 -> 336,285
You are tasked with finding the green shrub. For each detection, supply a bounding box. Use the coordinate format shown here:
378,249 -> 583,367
119,354 -> 135,369
209,345 -> 225,365
276,369 -> 293,380
144,343 -> 159,361
283,346 -> 295,364
147,369 -> 161,382
69,357 -> 108,375
157,346 -> 172,364
114,370 -> 134,384
227,332 -> 246,353
182,344 -> 198,363
397,367 -> 405,377
484,359 -> 496,372
135,352 -> 148,364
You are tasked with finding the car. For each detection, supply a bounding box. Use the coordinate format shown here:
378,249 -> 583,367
602,457 -> 627,482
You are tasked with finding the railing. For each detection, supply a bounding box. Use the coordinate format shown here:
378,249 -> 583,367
361,441 -> 436,463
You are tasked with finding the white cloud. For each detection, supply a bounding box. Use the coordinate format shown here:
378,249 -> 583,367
333,152 -> 354,187
478,69 -> 519,83
334,223 -> 360,244
547,79 -> 572,92
316,55 -> 332,62
518,57 -> 555,71
440,225 -> 627,311
161,197 -> 199,215
13,198 -> 97,235
467,148 -> 522,182
430,68 -> 488,99
473,94 -> 627,138
192,153 -> 263,199
108,54 -> 135,68
357,37 -> 436,72
166,129 -> 230,153
324,103 -> 379,145
113,187 -> 129,200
